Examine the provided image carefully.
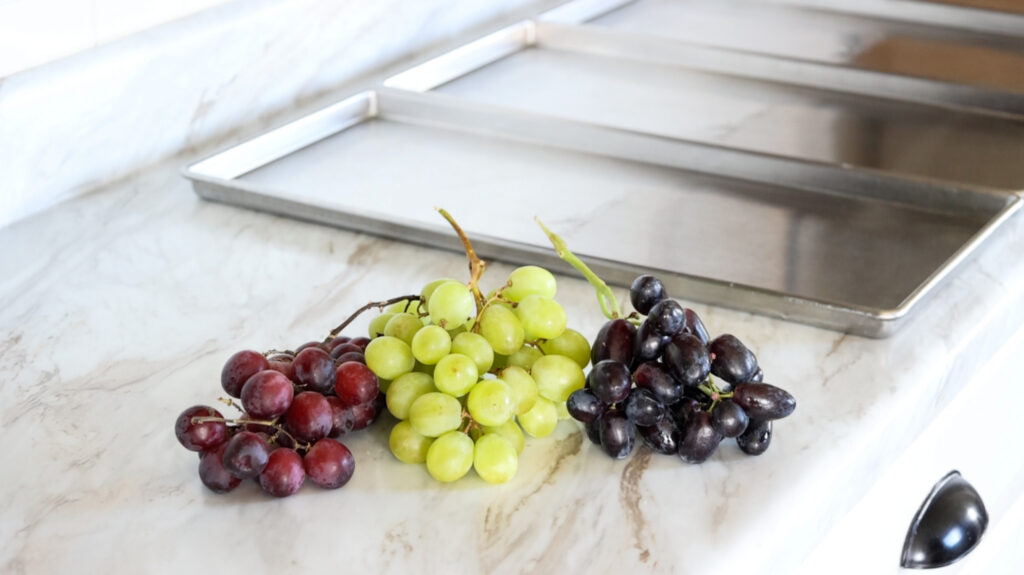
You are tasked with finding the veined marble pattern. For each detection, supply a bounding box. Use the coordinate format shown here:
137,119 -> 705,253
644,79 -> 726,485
1,155 -> 1024,573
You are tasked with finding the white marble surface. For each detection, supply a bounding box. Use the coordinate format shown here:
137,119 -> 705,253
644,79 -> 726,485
2,137 -> 1024,573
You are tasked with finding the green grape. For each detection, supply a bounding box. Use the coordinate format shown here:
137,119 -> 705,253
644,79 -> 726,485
515,295 -> 567,341
408,392 -> 463,438
503,266 -> 557,302
466,379 -> 513,427
389,421 -> 433,464
386,372 -> 436,420
384,312 -> 423,346
556,400 -> 571,420
473,434 -> 518,484
499,366 -> 539,415
538,328 -> 590,369
506,344 -> 543,370
447,323 -> 469,337
365,336 -> 415,380
421,278 -> 458,305
450,332 -> 494,373
413,361 -> 435,376
483,420 -> 525,454
368,313 -> 395,338
531,354 -> 585,402
433,353 -> 479,397
428,281 -> 475,329
518,397 -> 558,438
411,325 -> 452,365
426,431 -> 474,482
386,299 -> 422,314
478,305 -> 524,356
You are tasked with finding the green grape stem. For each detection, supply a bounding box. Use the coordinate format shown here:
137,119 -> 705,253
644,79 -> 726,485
535,218 -> 622,320
437,208 -> 487,313
324,294 -> 422,342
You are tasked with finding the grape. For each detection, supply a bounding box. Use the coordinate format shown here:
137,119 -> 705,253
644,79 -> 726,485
749,367 -> 764,383
221,350 -> 269,398
505,345 -> 543,370
591,319 -> 636,365
326,396 -> 356,436
467,379 -> 514,426
241,371 -> 294,420
629,274 -> 666,315
518,397 -> 558,438
386,372 -> 436,420
389,420 -> 434,464
634,321 -> 670,364
296,341 -> 322,352
426,431 -> 474,482
515,295 -> 567,340
368,313 -> 395,338
222,431 -> 271,479
531,354 -> 586,403
647,299 -> 685,336
483,420 -> 525,454
450,332 -> 494,373
175,405 -> 228,452
329,343 -> 362,360
304,438 -> 355,489
198,442 -> 242,494
334,351 -> 365,365
737,418 -> 772,455
633,362 -> 682,405
732,383 -> 796,420
349,401 -> 377,431
428,281 -> 475,329
411,325 -> 452,365
349,336 -> 371,350
292,347 -> 336,393
474,434 -> 518,484
384,313 -> 423,346
672,397 -> 703,427
598,410 -> 635,459
364,336 -> 415,380
504,265 -> 557,302
662,334 -> 711,387
258,448 -> 305,497
584,419 -> 602,445
566,389 -> 604,423
478,305 -> 525,356
589,359 -> 631,404
421,278 -> 458,304
335,361 -> 380,406
499,366 -> 538,415
433,353 -> 479,397
624,388 -> 664,427
556,400 -> 571,420
266,356 -> 296,382
639,418 -> 680,455
387,299 -> 422,314
408,392 -> 462,437
709,334 -> 758,385
538,328 -> 590,368
678,411 -> 723,464
285,391 -> 333,443
710,399 -> 749,438
681,308 -> 710,345
323,336 -> 351,352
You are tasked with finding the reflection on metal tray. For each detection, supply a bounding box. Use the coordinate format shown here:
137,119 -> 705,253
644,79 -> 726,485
184,89 -> 1020,337
386,16 -> 1024,191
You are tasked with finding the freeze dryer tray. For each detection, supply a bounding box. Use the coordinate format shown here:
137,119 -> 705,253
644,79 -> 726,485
184,89 -> 1019,337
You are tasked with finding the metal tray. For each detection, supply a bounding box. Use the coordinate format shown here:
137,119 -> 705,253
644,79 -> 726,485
385,15 -> 1024,191
185,88 -> 1020,337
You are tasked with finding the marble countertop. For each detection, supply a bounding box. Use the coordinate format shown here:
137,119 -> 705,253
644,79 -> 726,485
2,151 -> 1024,573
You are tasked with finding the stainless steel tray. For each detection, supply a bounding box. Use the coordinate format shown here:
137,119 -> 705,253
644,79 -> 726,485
386,13 -> 1024,191
184,88 -> 1020,337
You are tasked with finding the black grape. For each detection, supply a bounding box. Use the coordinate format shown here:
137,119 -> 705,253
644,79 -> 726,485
681,308 -> 710,345
591,319 -> 636,366
647,299 -> 685,336
732,383 -> 796,420
678,411 -> 723,464
624,388 -> 664,427
710,399 -> 749,438
737,419 -> 772,455
584,419 -> 602,445
639,418 -> 680,455
567,389 -> 605,423
633,362 -> 681,405
598,411 -> 636,459
709,334 -> 758,385
634,321 -> 670,364
590,360 -> 632,404
662,333 -> 711,387
630,275 -> 667,315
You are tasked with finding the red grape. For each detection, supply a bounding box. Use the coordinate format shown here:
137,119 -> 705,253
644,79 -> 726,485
348,337 -> 370,350
221,350 -> 269,398
349,401 -> 377,431
304,438 -> 355,489
329,343 -> 362,360
258,448 -> 305,497
222,431 -> 271,479
326,396 -> 356,436
175,405 -> 228,452
266,354 -> 296,382
241,371 -> 294,419
323,336 -> 351,352
198,442 -> 242,493
285,391 -> 333,443
333,352 -> 365,365
335,361 -> 379,406
292,347 -> 336,393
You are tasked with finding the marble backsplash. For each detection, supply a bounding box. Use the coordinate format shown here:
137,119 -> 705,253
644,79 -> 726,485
0,0 -> 560,229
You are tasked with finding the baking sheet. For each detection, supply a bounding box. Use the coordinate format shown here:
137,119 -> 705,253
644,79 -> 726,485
185,89 -> 1019,337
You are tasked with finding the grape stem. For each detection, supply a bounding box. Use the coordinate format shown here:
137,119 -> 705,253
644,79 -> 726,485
191,416 -> 312,451
437,208 -> 487,313
324,294 -> 422,341
535,218 -> 621,320
698,377 -> 733,411
217,397 -> 245,414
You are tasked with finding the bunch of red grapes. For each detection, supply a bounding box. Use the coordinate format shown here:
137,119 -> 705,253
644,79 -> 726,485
568,275 -> 796,462
173,335 -> 384,497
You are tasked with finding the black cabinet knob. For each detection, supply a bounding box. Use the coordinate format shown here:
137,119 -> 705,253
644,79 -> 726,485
901,470 -> 988,569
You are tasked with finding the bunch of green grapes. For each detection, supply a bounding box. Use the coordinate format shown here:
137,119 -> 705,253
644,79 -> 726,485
363,266 -> 590,483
